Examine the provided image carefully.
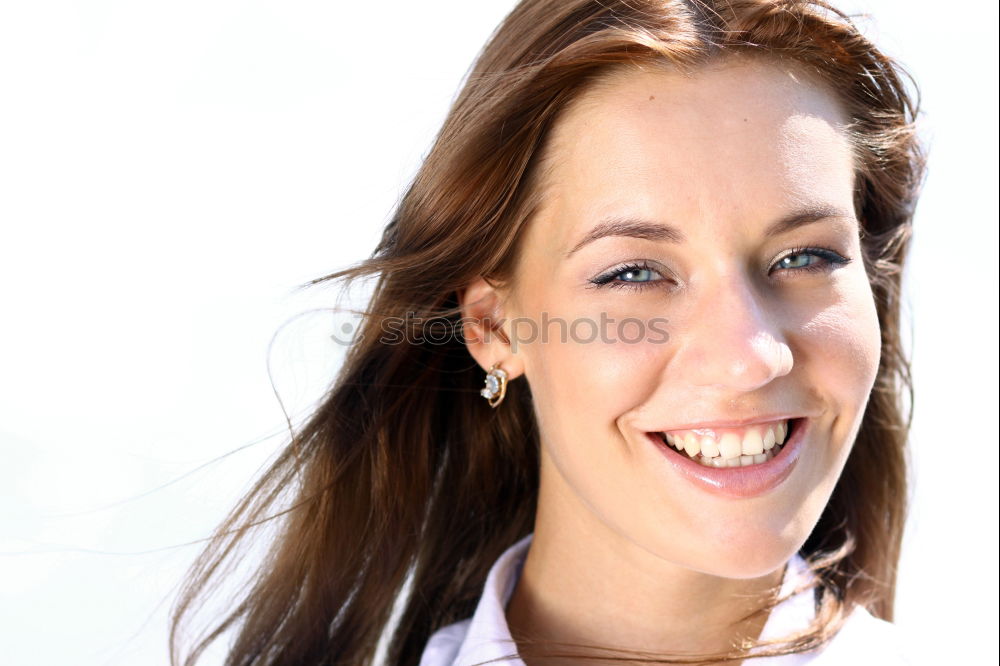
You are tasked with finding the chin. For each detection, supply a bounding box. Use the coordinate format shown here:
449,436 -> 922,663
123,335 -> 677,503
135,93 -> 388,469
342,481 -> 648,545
647,514 -> 810,580
701,541 -> 801,580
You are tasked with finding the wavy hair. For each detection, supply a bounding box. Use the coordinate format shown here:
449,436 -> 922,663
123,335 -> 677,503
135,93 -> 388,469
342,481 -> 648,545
170,1 -> 925,663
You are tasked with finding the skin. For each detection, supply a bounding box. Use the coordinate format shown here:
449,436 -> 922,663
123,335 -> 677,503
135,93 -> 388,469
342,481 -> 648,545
460,56 -> 881,663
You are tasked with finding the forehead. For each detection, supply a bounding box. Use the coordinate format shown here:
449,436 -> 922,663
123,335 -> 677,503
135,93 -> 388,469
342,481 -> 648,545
535,57 -> 856,244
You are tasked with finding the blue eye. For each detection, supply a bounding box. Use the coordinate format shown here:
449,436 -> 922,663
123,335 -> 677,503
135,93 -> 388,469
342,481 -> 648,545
619,267 -> 658,282
777,253 -> 817,269
589,261 -> 667,291
771,247 -> 850,275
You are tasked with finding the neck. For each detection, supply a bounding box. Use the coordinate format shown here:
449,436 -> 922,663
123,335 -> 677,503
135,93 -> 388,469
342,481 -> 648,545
506,473 -> 784,665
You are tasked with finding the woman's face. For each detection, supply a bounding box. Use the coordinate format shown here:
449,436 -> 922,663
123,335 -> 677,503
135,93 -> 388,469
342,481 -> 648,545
501,57 -> 881,578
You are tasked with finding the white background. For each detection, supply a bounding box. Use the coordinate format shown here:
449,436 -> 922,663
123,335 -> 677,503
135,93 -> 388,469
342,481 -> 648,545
1,1 -> 996,664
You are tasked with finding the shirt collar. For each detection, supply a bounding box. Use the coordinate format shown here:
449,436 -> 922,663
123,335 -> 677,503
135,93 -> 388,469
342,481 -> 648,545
452,533 -> 533,665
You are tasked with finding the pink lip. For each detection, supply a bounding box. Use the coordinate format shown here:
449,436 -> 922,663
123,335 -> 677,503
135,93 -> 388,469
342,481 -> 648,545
646,418 -> 807,499
657,414 -> 798,433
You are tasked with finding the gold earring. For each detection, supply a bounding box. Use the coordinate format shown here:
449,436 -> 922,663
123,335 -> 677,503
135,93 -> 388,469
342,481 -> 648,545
480,362 -> 509,408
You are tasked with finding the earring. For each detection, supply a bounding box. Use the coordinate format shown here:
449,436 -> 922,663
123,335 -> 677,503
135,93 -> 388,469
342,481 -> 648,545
480,362 -> 509,408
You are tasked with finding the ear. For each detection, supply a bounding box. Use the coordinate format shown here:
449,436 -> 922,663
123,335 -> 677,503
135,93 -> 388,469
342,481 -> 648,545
457,277 -> 525,380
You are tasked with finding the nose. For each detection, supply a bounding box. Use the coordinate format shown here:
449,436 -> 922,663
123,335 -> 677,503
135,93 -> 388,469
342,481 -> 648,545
674,274 -> 793,392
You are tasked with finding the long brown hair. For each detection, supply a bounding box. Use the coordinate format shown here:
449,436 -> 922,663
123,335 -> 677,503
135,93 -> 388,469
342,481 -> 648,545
170,1 -> 925,663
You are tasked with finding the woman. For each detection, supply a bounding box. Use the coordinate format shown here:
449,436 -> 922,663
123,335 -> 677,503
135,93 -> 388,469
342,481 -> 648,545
171,0 -> 925,664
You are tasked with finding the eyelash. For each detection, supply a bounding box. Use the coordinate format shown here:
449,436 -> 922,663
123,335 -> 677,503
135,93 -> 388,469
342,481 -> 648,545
588,248 -> 851,292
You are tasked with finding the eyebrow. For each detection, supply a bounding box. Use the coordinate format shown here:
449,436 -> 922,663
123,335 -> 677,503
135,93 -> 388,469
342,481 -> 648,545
565,204 -> 857,257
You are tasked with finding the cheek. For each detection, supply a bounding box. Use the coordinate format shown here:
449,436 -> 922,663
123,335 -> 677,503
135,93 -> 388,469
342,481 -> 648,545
526,316 -> 667,443
512,286 -> 672,432
793,270 -> 882,492
798,273 -> 882,412
513,299 -> 674,516
527,336 -> 689,558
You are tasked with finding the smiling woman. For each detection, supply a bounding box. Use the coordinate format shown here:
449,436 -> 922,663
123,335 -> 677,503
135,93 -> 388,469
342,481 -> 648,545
170,1 -> 925,664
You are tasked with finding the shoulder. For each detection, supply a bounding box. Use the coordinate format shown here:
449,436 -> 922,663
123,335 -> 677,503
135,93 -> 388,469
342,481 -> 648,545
759,557 -> 911,665
815,605 -> 910,664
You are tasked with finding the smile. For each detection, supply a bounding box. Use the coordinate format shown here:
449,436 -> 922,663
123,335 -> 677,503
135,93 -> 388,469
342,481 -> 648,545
645,418 -> 807,498
657,419 -> 794,468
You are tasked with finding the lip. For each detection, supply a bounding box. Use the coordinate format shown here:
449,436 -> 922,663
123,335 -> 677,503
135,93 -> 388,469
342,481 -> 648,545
645,417 -> 807,499
656,414 -> 799,433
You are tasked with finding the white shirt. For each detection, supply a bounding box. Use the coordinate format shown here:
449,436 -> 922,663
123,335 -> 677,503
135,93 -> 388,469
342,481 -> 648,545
419,534 -> 908,665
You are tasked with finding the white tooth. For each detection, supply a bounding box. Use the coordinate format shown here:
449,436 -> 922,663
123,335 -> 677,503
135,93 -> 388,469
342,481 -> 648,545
776,420 -> 787,444
740,455 -> 754,466
719,433 -> 742,459
699,435 -> 720,458
683,433 -> 701,458
753,453 -> 767,464
725,456 -> 741,467
742,428 -> 764,455
711,457 -> 726,468
763,427 -> 776,451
